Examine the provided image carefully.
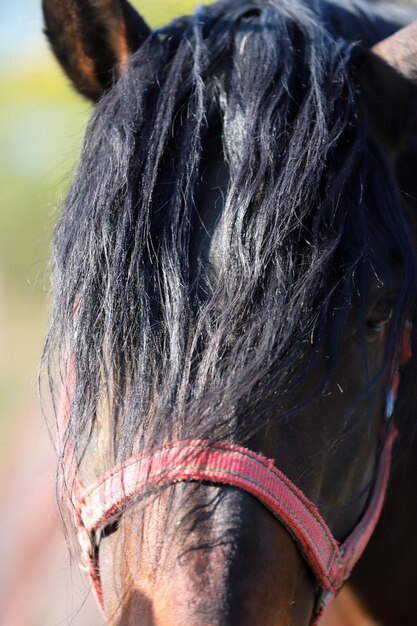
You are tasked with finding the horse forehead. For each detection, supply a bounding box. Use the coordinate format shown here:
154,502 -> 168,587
191,139 -> 229,277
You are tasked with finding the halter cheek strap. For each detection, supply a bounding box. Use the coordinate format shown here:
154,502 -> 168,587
73,427 -> 397,624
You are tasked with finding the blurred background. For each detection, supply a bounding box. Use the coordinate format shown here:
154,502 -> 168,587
0,2 -> 203,624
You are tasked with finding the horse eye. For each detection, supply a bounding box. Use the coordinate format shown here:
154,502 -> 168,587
367,299 -> 393,335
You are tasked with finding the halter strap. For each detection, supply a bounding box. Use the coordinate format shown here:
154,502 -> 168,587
68,321 -> 411,623
73,427 -> 397,623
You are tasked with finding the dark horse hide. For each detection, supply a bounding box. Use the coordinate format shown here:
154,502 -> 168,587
42,0 -> 417,624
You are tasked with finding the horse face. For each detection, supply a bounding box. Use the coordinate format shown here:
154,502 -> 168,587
95,187 -> 404,626
43,1 -> 417,625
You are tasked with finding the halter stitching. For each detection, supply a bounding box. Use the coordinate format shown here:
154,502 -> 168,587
78,441 -> 338,555
80,461 -> 343,578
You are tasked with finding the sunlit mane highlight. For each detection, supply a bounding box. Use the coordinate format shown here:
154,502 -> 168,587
44,0 -> 415,491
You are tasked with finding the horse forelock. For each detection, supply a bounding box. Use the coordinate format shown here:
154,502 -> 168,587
45,0 -> 416,491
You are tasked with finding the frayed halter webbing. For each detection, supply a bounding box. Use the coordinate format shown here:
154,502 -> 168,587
69,322 -> 411,624
73,428 -> 397,624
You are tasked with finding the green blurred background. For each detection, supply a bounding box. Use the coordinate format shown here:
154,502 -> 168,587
0,0 -> 206,476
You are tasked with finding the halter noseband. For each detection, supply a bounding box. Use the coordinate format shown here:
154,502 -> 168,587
73,428 -> 397,624
67,323 -> 411,625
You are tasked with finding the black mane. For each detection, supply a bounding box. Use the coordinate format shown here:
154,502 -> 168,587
44,0 -> 416,480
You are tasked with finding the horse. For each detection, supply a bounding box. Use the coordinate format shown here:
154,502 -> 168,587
42,0 -> 417,624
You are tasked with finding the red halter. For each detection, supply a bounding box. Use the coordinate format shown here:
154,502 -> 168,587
65,322 -> 411,624
73,429 -> 397,624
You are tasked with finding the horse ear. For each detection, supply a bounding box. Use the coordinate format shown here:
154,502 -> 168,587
359,21 -> 417,156
42,0 -> 151,101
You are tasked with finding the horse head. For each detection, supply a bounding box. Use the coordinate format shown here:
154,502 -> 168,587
43,0 -> 417,624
